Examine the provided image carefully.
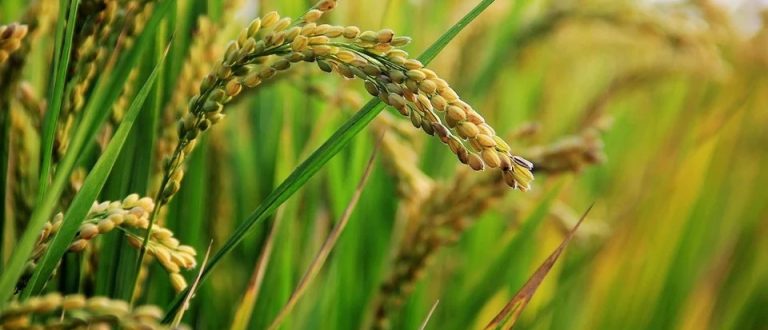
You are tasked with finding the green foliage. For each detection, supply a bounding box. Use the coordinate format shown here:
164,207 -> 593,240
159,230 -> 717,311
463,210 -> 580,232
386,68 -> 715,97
1,0 -> 767,329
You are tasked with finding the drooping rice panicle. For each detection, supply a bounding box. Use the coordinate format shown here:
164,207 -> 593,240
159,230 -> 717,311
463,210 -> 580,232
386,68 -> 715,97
18,194 -> 197,293
0,23 -> 28,64
0,292 -> 171,329
157,0 -> 533,211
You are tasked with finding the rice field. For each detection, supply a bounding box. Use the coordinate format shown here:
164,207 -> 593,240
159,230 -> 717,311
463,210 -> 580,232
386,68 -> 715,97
1,0 -> 767,329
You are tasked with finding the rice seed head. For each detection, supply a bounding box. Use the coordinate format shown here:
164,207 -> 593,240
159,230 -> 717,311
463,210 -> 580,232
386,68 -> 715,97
310,0 -> 337,13
170,273 -> 188,292
159,6 -> 535,218
522,129 -> 604,174
343,26 -> 360,39
261,11 -> 280,29
19,195 -> 198,293
0,293 -> 168,329
0,23 -> 28,62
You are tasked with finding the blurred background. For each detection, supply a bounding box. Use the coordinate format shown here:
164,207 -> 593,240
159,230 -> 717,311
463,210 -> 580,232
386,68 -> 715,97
3,0 -> 768,329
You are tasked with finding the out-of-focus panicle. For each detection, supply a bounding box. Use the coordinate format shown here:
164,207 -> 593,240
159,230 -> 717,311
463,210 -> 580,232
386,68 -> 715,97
370,169 -> 508,329
55,0 -> 119,160
525,129 -> 605,175
55,0 -> 156,161
0,292 -> 170,329
743,10 -> 768,68
15,82 -> 45,127
369,119 -> 605,328
154,17 -> 221,190
0,23 -> 28,63
111,68 -> 140,124
0,0 -> 54,111
371,113 -> 434,199
8,104 -> 40,233
18,195 -> 197,293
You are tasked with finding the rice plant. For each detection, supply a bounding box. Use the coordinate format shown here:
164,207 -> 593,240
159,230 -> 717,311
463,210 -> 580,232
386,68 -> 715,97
1,0 -> 766,329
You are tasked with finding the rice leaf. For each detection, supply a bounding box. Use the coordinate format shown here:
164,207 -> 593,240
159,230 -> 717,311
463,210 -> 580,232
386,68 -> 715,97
36,0 -> 79,199
266,138 -> 380,330
483,204 -> 593,330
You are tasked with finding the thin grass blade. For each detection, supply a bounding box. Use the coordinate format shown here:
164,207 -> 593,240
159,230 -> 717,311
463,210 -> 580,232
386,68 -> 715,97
267,139 -> 380,330
230,208 -> 285,330
419,300 -> 441,330
483,204 -> 594,330
172,240 -> 214,328
37,0 -> 79,199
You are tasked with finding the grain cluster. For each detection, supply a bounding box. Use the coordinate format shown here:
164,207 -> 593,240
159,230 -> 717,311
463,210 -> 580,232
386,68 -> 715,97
0,23 -> 28,63
19,194 -> 197,293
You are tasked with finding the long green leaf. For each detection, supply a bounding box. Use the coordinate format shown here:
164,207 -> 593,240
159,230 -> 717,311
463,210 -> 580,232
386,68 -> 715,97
22,44 -> 170,298
37,0 -> 80,198
0,0 -> 174,304
162,0 -> 498,320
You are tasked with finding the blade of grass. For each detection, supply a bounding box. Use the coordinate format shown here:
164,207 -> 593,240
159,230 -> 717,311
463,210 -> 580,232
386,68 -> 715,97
450,182 -> 563,329
483,204 -> 594,330
419,300 -> 440,330
37,0 -> 79,199
267,138 -> 380,330
232,99 -> 297,330
0,0 -> 174,304
230,207 -> 286,330
21,43 -> 171,298
162,0 -> 498,320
